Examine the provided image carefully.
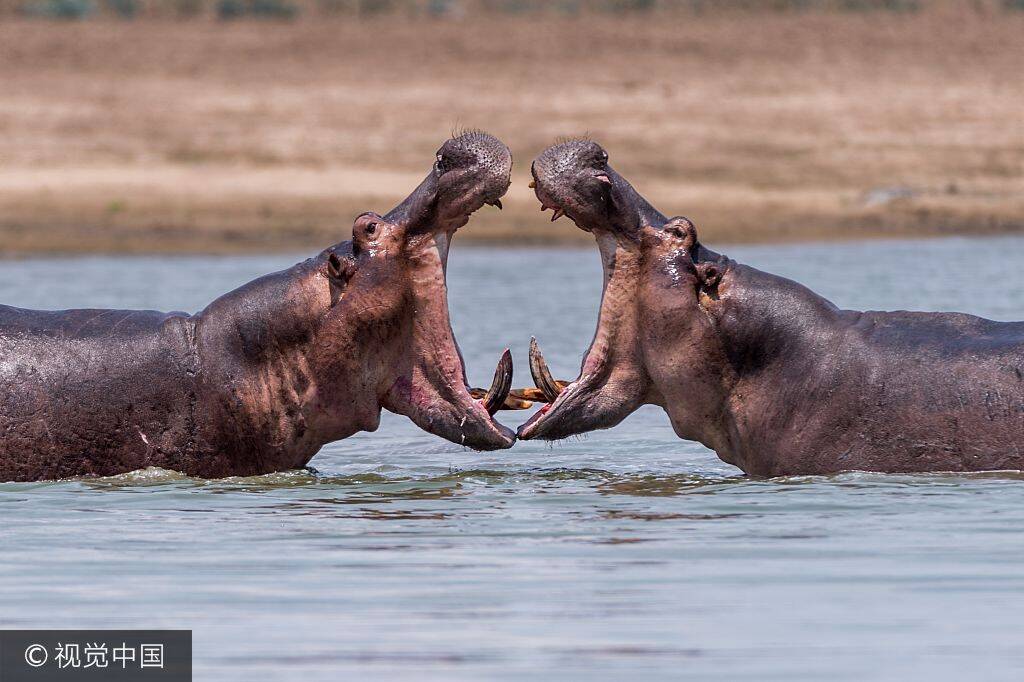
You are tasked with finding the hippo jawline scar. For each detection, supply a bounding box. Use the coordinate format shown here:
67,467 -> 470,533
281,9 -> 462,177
519,138 -> 1024,477
0,132 -> 516,483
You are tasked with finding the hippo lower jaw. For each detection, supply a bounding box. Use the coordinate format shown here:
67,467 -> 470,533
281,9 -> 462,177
434,232 -> 517,449
516,331 -> 646,442
516,369 -> 593,440
376,223 -> 516,451
516,235 -> 639,442
454,358 -> 519,448
516,232 -> 614,441
383,369 -> 516,451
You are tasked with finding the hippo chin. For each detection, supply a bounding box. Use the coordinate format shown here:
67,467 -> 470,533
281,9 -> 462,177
519,139 -> 1024,477
0,132 -> 516,482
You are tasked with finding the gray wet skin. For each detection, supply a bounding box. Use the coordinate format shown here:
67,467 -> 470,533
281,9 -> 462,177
0,132 -> 516,482
521,139 -> 1024,476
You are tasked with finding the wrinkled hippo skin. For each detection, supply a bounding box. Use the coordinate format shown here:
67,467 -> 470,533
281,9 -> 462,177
0,132 -> 516,482
521,139 -> 1024,476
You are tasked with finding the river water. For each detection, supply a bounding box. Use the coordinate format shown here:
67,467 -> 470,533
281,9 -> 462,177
1,237 -> 1023,680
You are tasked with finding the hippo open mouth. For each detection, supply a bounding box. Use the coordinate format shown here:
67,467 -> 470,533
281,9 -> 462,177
518,139 -> 662,441
359,130 -> 517,450
385,216 -> 517,448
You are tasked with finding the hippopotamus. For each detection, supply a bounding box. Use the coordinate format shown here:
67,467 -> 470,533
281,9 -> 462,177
518,139 -> 1024,476
0,131 -> 517,482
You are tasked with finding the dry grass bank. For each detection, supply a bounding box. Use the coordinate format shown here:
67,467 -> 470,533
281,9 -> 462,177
0,7 -> 1022,253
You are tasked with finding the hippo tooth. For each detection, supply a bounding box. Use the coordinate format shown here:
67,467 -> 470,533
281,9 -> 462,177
528,337 -> 564,403
482,348 -> 514,416
550,209 -> 565,222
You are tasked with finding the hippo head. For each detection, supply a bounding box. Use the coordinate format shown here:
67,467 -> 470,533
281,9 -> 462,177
317,131 -> 516,450
519,140 -> 729,444
529,138 -> 648,238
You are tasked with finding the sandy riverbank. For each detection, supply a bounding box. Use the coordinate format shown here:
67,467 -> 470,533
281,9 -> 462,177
0,7 -> 1021,253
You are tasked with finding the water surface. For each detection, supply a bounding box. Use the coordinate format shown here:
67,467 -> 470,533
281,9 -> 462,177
2,237 -> 1024,680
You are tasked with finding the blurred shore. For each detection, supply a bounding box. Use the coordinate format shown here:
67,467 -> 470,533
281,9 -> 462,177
0,4 -> 1022,254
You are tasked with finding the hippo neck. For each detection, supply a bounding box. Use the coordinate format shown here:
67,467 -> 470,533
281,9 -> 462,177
610,187 -> 666,242
198,258 -> 326,352
716,263 -> 843,367
635,198 -> 665,233
195,257 -> 380,465
710,262 -> 846,469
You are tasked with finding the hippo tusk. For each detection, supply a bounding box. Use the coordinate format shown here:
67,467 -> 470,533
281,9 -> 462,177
529,337 -> 564,402
550,208 -> 565,222
482,348 -> 514,416
486,199 -> 503,210
469,347 -> 568,410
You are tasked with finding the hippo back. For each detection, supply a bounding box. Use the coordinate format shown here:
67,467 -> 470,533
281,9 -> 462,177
0,304 -> 202,481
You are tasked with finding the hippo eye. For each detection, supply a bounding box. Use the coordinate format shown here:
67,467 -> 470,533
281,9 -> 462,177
598,150 -> 608,163
365,222 -> 377,236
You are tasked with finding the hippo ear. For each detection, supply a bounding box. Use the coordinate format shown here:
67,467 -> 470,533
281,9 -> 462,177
696,262 -> 722,290
326,252 -> 353,291
664,216 -> 698,252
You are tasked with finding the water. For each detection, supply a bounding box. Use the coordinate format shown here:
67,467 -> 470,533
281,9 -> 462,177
2,236 -> 1024,681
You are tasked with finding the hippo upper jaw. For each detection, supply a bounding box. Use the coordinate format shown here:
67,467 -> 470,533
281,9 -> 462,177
531,139 -> 664,247
388,131 -> 513,245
